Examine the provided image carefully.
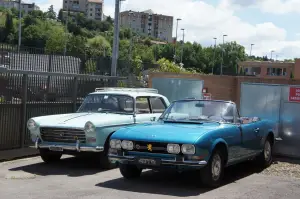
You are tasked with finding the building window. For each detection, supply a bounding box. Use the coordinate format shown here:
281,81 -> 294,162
90,13 -> 92,16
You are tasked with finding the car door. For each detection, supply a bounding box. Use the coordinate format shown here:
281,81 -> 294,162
135,96 -> 156,123
240,120 -> 260,155
134,96 -> 168,123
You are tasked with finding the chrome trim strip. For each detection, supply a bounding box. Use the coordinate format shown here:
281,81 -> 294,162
35,138 -> 104,152
108,154 -> 207,166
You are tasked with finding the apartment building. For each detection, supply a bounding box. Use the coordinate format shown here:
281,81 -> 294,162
120,9 -> 173,43
62,0 -> 103,21
0,0 -> 40,14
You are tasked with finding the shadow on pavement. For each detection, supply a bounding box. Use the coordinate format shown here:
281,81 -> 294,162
95,161 -> 265,197
9,156 -> 111,177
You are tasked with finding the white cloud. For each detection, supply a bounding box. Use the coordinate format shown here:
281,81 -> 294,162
25,0 -> 300,59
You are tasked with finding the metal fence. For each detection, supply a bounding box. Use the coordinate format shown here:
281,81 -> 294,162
0,68 -> 143,151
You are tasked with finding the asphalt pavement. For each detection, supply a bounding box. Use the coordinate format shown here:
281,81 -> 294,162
0,155 -> 299,199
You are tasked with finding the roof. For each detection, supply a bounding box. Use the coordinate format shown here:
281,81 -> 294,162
7,53 -> 81,73
89,90 -> 166,98
142,9 -> 154,14
173,99 -> 235,104
87,0 -> 103,3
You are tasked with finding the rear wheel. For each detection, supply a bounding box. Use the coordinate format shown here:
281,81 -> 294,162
200,149 -> 225,188
39,149 -> 62,163
119,163 -> 142,179
257,137 -> 273,168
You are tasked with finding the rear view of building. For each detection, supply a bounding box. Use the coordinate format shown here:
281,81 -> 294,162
120,9 -> 173,43
62,0 -> 104,21
0,0 -> 40,14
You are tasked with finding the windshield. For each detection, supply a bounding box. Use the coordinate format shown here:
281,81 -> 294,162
77,94 -> 134,114
160,100 -> 235,123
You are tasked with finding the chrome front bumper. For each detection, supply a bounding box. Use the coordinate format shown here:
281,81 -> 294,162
34,138 -> 104,152
108,153 -> 207,167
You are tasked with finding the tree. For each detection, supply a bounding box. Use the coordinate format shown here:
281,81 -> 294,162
57,9 -> 63,22
45,26 -> 66,53
46,5 -> 57,20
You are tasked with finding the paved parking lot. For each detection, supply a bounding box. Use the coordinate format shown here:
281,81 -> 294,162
0,155 -> 300,199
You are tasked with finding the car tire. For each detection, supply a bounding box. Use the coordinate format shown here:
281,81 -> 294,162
39,149 -> 62,163
99,152 -> 116,170
200,149 -> 225,188
257,136 -> 273,168
119,163 -> 142,179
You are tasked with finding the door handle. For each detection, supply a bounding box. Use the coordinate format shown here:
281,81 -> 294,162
254,128 -> 260,133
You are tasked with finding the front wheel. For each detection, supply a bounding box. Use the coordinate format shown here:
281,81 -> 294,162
99,152 -> 116,170
39,149 -> 62,163
119,163 -> 142,179
257,137 -> 273,168
200,149 -> 225,188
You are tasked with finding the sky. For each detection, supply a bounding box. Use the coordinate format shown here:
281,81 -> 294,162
25,0 -> 300,60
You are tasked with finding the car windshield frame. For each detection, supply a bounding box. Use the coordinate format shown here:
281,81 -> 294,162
76,93 -> 135,115
159,100 -> 236,124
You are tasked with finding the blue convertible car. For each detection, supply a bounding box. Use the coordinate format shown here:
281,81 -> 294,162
108,99 -> 276,187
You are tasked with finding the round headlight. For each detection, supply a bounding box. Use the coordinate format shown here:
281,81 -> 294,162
110,139 -> 121,149
167,144 -> 180,154
181,144 -> 195,154
84,121 -> 95,133
121,140 -> 134,150
27,119 -> 38,130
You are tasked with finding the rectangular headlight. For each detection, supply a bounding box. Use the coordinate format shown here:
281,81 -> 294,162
110,139 -> 121,149
181,144 -> 195,154
121,140 -> 134,150
167,144 -> 180,154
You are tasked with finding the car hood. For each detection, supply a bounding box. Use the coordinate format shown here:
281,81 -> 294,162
112,121 -> 222,144
32,112 -> 134,129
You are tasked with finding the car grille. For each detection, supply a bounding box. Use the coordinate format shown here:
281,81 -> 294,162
132,141 -> 168,154
40,127 -> 86,143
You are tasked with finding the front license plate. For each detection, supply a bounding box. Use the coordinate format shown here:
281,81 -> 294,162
49,146 -> 63,151
136,158 -> 160,166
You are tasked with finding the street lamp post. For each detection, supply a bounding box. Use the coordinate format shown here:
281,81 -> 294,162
111,0 -> 125,77
180,28 -> 185,64
221,34 -> 227,75
63,0 -> 70,56
212,37 -> 217,74
17,0 -> 22,52
250,43 -> 254,57
173,18 -> 182,63
270,50 -> 275,60
128,11 -> 134,61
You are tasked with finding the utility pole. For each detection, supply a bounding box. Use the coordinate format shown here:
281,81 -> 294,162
250,43 -> 254,57
111,0 -> 124,76
270,50 -> 275,61
220,34 -> 227,75
63,1 -> 70,56
128,11 -> 133,61
180,28 -> 185,64
212,37 -> 217,74
173,18 -> 181,63
18,0 -> 22,52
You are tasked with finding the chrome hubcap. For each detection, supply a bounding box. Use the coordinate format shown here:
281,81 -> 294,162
264,140 -> 271,161
211,154 -> 222,180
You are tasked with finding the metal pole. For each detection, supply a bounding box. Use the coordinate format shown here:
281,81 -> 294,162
63,1 -> 70,55
173,18 -> 181,63
271,50 -> 274,60
18,0 -> 22,52
212,37 -> 217,74
128,12 -> 133,61
180,28 -> 185,64
221,34 -> 227,75
111,0 -> 121,76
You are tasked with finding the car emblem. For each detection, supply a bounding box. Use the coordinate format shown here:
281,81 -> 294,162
147,144 -> 152,151
74,136 -> 78,140
135,144 -> 140,149
60,133 -> 64,137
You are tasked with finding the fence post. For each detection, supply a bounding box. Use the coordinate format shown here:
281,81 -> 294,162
20,74 -> 28,148
72,76 -> 78,112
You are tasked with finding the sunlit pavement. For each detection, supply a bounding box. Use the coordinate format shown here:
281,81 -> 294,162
0,155 -> 300,199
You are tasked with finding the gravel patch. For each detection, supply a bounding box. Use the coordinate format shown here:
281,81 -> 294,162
261,157 -> 300,179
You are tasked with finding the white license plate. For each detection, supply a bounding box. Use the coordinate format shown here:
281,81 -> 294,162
137,158 -> 159,165
49,146 -> 63,151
